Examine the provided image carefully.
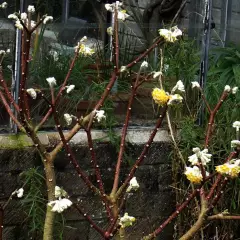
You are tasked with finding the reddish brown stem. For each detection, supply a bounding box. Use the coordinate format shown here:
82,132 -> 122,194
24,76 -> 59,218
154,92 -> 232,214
111,85 -> 137,196
35,51 -> 79,131
85,129 -> 113,219
116,105 -> 168,200
0,90 -> 25,132
19,30 -> 31,121
0,67 -> 19,112
206,151 -> 237,200
73,203 -> 105,237
204,91 -> 229,148
143,189 -> 200,240
50,104 -> 112,210
200,89 -> 211,114
123,37 -> 164,72
209,177 -> 228,209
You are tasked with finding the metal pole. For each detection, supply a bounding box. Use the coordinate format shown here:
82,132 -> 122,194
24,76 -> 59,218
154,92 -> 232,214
62,0 -> 70,23
198,0 -> 212,125
11,0 -> 24,133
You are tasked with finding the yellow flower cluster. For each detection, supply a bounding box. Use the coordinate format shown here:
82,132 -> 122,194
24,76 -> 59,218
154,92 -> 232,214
79,44 -> 95,56
216,162 -> 240,178
152,88 -> 170,106
184,166 -> 203,184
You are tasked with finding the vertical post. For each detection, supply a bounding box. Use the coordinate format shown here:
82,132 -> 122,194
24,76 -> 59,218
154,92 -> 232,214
225,0 -> 232,44
11,0 -> 24,133
198,0 -> 213,125
62,0 -> 70,23
220,0 -> 232,45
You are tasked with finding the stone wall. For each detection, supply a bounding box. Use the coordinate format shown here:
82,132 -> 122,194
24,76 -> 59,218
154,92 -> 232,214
0,129 -> 174,240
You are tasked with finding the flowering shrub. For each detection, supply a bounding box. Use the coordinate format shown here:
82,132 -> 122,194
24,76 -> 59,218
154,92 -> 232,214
0,2 -> 239,240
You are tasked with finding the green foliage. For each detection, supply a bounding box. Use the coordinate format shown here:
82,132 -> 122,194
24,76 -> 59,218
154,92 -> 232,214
19,167 -> 65,239
208,45 -> 240,88
19,167 -> 46,238
163,38 -> 200,91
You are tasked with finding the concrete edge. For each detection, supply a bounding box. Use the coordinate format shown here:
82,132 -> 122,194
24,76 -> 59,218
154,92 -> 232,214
0,128 -> 170,149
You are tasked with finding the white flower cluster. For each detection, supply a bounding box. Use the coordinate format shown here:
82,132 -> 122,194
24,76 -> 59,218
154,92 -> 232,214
46,77 -> 57,88
159,26 -> 182,42
0,2 -> 7,9
64,113 -> 74,125
75,36 -> 95,56
188,147 -> 212,166
184,166 -> 204,184
107,27 -> 113,36
153,71 -> 162,79
65,85 -> 75,94
0,49 -> 10,55
171,80 -> 185,93
231,140 -> 240,148
233,121 -> 240,132
94,110 -> 106,122
224,85 -> 238,94
12,188 -> 24,198
191,81 -> 200,89
26,88 -> 37,99
140,61 -> 148,70
168,94 -> 183,105
48,186 -> 72,213
126,177 -> 139,193
119,213 -> 136,228
8,6 -> 53,30
105,1 -> 129,21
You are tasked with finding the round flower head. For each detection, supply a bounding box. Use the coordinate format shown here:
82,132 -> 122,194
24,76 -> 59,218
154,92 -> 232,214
65,85 -> 75,94
171,80 -> 185,93
21,12 -> 27,20
159,26 -> 182,42
191,81 -> 200,89
126,177 -> 140,192
94,110 -> 106,122
0,2 -> 7,9
119,213 -> 136,228
26,88 -> 37,99
15,20 -> 23,30
168,94 -> 183,105
140,61 -> 148,70
216,160 -> 240,178
153,71 -> 162,79
48,198 -> 72,213
188,148 -> 212,166
64,113 -> 73,125
12,188 -> 24,198
117,10 -> 130,21
107,27 -> 113,36
184,166 -> 203,184
43,16 -> 53,24
232,87 -> 238,94
224,85 -> 231,92
27,5 -> 35,13
233,121 -> 240,131
46,77 -> 57,88
152,88 -> 170,106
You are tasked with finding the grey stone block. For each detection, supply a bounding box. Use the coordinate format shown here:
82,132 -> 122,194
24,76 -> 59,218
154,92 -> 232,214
1,200 -> 26,225
63,221 -> 89,240
125,191 -> 175,218
0,149 -> 37,171
127,142 -> 172,165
